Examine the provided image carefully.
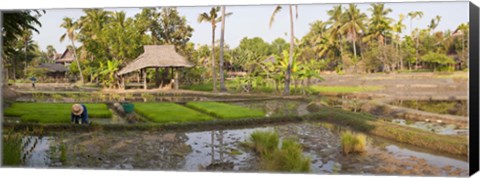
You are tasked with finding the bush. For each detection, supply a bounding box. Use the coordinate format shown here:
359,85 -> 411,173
341,131 -> 367,155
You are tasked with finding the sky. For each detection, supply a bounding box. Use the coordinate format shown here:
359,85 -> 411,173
31,1 -> 469,53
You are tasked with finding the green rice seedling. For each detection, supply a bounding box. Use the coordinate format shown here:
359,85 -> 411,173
51,94 -> 64,101
59,143 -> 67,164
134,103 -> 213,123
4,103 -> 112,123
2,133 -> 23,166
341,131 -> 367,155
246,130 -> 279,156
262,139 -> 311,172
186,102 -> 265,119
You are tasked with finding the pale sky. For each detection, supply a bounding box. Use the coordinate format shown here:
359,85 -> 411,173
31,1 -> 469,53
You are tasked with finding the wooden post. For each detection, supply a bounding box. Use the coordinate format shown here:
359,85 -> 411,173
174,68 -> 179,90
143,68 -> 147,90
155,67 -> 160,87
121,76 -> 125,90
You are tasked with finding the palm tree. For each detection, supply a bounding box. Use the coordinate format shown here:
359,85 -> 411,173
60,17 -> 84,84
428,15 -> 441,34
198,7 -> 223,93
219,6 -> 233,92
46,45 -> 57,61
340,4 -> 367,72
270,5 -> 298,95
20,29 -> 33,77
367,3 -> 392,72
392,14 -> 406,70
326,5 -> 345,67
407,11 -> 423,70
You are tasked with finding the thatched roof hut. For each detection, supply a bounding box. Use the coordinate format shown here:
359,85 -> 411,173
38,63 -> 68,73
117,45 -> 194,90
56,48 -> 75,64
117,45 -> 193,76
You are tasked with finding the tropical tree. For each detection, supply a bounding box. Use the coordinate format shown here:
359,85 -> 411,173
198,7 -> 223,92
392,14 -> 406,70
340,4 -> 367,72
365,3 -> 393,72
219,6 -> 233,92
407,11 -> 423,69
270,4 -> 298,95
46,45 -> 57,61
428,15 -> 442,34
60,17 -> 84,83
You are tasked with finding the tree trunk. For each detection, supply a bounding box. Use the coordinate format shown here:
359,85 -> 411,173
71,41 -> 84,84
415,34 -> 419,70
284,5 -> 295,96
24,40 -> 28,77
219,6 -> 227,92
211,22 -> 217,93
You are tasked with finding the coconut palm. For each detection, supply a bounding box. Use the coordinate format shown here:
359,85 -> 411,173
407,11 -> 423,70
392,14 -> 406,70
366,3 -> 392,45
198,7 -> 223,93
340,4 -> 367,71
326,5 -> 345,69
219,6 -> 233,92
46,45 -> 57,61
60,17 -> 84,83
269,5 -> 298,95
428,15 -> 442,34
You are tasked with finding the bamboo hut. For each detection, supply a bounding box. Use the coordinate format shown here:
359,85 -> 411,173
55,48 -> 75,66
117,45 -> 194,90
37,63 -> 68,80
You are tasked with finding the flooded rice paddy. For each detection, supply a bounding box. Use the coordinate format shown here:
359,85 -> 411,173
12,121 -> 468,176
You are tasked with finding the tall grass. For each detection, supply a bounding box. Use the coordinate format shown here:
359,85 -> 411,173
341,131 -> 367,155
2,133 -> 23,166
245,130 -> 311,173
247,131 -> 279,156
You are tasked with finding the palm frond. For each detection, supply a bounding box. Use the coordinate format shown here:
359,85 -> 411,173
269,5 -> 282,28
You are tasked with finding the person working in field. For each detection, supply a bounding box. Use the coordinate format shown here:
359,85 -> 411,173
71,104 -> 89,124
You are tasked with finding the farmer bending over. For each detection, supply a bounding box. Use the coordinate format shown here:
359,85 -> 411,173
71,104 -> 89,124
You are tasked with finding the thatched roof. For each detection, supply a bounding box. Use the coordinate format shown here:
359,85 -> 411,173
56,48 -> 75,63
117,45 -> 194,75
38,63 -> 68,72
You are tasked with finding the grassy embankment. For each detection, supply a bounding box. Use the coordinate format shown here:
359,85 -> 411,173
4,103 -> 112,123
307,107 -> 468,156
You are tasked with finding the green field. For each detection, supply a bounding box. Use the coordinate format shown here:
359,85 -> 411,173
134,102 -> 214,123
4,103 -> 112,123
186,102 -> 265,119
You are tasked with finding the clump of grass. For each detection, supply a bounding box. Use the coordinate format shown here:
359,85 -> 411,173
2,133 -> 23,166
134,103 -> 213,123
186,102 -> 265,119
59,144 -> 67,164
262,139 -> 311,172
341,131 -> 367,155
51,94 -> 64,101
246,131 -> 279,156
245,130 -> 311,173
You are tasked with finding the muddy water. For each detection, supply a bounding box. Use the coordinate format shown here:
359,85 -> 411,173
391,119 -> 468,136
15,121 -> 468,176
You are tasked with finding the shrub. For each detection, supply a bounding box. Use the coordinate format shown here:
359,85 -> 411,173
341,131 -> 367,155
